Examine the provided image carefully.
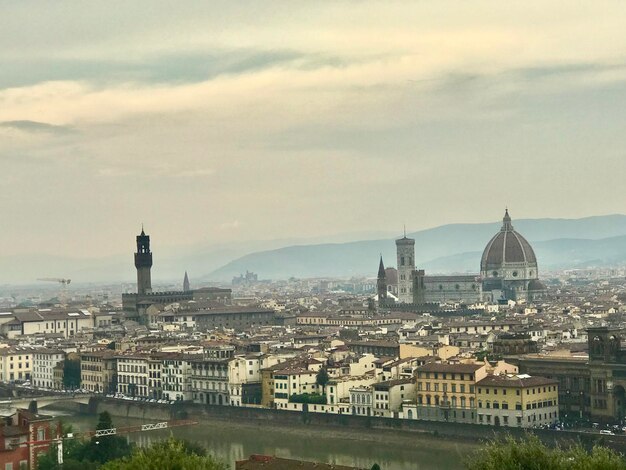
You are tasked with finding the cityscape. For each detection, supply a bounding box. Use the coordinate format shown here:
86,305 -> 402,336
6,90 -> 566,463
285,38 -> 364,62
2,2 -> 626,470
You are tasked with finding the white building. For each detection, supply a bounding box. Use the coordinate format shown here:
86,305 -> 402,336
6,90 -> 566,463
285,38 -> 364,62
228,353 -> 282,406
190,345 -> 235,406
3,310 -> 93,339
32,349 -> 65,389
373,378 -> 416,418
161,354 -> 193,401
117,354 -> 150,398
273,366 -> 321,409
350,385 -> 373,416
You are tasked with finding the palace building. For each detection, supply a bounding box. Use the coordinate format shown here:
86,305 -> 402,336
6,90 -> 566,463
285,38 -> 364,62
122,228 -> 232,321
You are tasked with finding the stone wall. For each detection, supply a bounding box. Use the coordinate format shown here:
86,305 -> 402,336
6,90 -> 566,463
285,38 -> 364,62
89,398 -> 626,453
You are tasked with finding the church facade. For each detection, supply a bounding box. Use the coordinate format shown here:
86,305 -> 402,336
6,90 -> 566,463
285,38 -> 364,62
378,210 -> 546,305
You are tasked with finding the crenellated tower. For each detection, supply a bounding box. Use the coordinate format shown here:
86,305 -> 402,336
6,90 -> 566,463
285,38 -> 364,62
134,227 -> 153,295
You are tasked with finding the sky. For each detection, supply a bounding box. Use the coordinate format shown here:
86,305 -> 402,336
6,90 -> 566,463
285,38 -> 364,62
1,1 -> 626,261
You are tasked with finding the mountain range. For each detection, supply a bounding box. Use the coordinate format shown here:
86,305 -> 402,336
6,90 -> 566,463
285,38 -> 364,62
3,215 -> 626,286
206,214 -> 626,280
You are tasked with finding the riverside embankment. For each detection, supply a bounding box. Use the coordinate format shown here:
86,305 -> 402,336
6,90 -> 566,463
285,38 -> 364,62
48,401 -> 478,469
50,397 -> 626,464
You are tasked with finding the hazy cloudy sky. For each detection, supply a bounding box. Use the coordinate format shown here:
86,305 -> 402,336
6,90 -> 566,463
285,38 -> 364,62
2,1 -> 626,259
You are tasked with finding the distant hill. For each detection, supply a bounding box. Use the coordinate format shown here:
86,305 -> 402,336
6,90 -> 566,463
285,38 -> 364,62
3,214 -> 626,285
424,235 -> 626,273
206,214 -> 626,280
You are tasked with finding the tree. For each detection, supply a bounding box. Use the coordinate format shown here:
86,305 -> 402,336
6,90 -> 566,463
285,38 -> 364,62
100,438 -> 226,470
289,393 -> 326,404
64,357 -> 81,389
339,329 -> 360,341
316,367 -> 329,393
371,464 -> 381,470
37,422 -> 83,470
465,434 -> 626,470
79,412 -> 133,464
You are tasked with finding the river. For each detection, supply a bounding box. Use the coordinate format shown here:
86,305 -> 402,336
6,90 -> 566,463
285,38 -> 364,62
46,409 -> 479,469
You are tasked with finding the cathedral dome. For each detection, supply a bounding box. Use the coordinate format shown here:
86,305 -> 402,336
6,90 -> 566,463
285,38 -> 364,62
481,210 -> 537,272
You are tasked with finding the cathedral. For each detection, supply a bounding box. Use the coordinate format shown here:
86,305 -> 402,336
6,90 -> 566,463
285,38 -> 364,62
378,210 -> 547,305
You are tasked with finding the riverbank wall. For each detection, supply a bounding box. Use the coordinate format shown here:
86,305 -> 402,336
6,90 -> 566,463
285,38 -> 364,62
53,398 -> 626,453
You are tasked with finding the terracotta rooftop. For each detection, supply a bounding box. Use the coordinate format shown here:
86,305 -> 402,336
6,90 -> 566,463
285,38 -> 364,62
235,455 -> 365,470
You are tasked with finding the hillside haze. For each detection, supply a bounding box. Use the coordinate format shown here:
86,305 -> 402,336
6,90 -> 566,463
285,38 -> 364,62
206,214 -> 626,281
2,215 -> 626,285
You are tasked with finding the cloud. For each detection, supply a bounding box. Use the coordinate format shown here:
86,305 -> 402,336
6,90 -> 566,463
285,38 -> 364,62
97,165 -> 214,179
219,220 -> 241,231
1,1 -> 626,268
0,49 -> 313,89
0,120 -> 75,134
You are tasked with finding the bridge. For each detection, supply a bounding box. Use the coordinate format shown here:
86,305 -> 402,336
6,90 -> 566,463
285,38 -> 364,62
0,394 -> 94,409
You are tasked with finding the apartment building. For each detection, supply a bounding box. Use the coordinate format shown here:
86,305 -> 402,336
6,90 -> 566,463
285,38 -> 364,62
476,374 -> 559,427
190,345 -> 235,405
117,354 -> 150,397
162,354 -> 194,401
32,349 -> 65,389
373,378 -> 415,418
0,348 -> 34,382
414,362 -> 486,424
80,350 -> 117,393
273,366 -> 320,409
228,353 -> 283,406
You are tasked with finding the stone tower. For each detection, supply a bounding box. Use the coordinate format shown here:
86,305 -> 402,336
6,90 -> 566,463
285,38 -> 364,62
396,231 -> 415,303
183,271 -> 190,292
376,256 -> 387,303
412,269 -> 426,305
134,227 -> 153,295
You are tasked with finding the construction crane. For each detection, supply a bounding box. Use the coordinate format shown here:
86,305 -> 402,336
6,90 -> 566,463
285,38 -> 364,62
37,278 -> 72,305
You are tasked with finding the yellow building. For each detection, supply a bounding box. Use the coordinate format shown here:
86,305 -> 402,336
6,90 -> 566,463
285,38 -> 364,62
414,362 -> 487,423
261,368 -> 275,408
80,350 -> 117,393
0,347 -> 35,382
476,374 -> 559,428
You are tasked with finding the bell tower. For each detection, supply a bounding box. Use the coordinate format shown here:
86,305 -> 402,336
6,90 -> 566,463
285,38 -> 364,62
396,228 -> 415,304
377,256 -> 387,303
134,226 -> 153,295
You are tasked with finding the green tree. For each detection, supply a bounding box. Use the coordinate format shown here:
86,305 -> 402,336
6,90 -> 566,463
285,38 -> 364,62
79,412 -> 133,464
289,393 -> 327,404
37,422 -> 80,470
371,464 -> 381,470
100,438 -> 226,470
64,357 -> 81,389
316,367 -> 329,393
466,434 -> 626,470
339,329 -> 360,341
